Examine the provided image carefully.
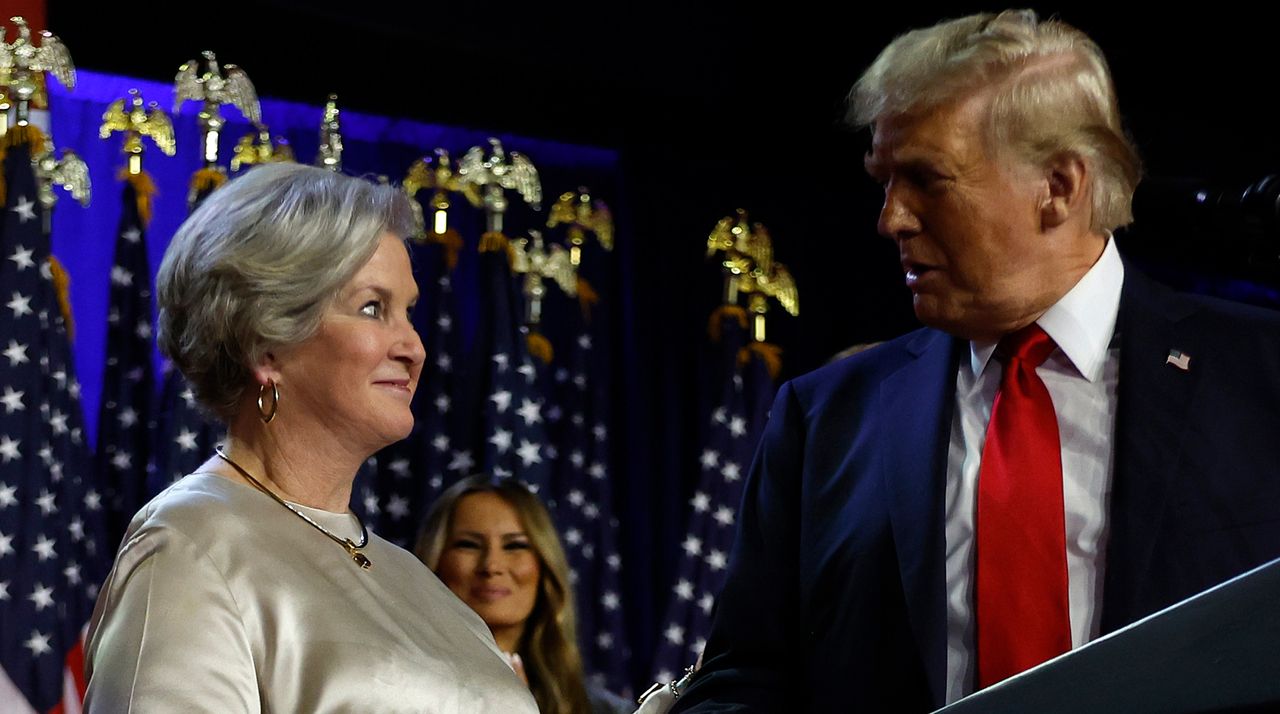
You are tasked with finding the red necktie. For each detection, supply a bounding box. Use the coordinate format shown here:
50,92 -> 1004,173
976,324 -> 1070,688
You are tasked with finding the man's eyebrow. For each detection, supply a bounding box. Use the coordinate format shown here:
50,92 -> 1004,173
866,149 -> 951,175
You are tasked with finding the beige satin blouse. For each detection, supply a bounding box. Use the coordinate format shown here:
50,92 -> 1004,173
84,473 -> 538,713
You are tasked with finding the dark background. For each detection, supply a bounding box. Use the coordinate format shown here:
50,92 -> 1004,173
46,1 -> 1280,687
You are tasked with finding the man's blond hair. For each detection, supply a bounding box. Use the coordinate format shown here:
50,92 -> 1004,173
850,9 -> 1142,232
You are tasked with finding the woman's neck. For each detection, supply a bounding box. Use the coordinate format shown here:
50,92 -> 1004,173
217,413 -> 365,512
491,622 -> 525,655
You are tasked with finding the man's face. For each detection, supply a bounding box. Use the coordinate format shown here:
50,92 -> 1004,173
865,92 -> 1082,341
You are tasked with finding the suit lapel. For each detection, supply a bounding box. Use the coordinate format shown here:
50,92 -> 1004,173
880,329 -> 960,708
1102,267 -> 1204,632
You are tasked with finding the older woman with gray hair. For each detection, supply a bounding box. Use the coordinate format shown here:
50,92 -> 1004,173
83,163 -> 537,712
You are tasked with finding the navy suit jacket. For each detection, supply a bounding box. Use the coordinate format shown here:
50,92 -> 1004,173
674,269 -> 1280,712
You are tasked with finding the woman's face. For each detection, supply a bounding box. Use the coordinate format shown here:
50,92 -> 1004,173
435,492 -> 542,641
272,232 -> 424,452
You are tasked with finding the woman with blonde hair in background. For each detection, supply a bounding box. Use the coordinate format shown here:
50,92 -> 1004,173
417,475 -> 633,714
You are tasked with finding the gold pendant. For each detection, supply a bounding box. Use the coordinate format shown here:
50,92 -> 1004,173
343,540 -> 372,570
352,551 -> 372,570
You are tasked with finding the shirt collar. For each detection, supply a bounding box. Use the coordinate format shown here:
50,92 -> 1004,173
968,236 -> 1124,382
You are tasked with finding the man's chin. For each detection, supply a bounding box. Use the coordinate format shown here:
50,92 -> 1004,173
912,298 -> 954,332
912,300 -> 984,341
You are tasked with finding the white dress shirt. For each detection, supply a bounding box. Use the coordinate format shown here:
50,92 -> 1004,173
943,238 -> 1124,703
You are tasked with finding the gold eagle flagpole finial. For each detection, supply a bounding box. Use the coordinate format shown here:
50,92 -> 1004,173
457,137 -> 542,239
100,88 -> 176,176
545,186 -> 614,320
546,186 -> 613,267
0,16 -> 76,134
316,94 -> 343,172
0,18 -> 89,227
231,122 -> 293,172
404,148 -> 478,237
509,228 -> 578,363
174,50 -> 261,208
100,89 -> 173,225
705,209 -> 798,363
34,142 -> 91,224
402,148 -> 478,270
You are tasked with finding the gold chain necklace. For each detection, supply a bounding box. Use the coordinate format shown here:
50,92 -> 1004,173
215,446 -> 372,570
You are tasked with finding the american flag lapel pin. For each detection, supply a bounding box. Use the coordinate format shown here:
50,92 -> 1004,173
1166,349 -> 1191,371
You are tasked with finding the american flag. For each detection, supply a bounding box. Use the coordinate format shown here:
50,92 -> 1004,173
148,180 -> 222,494
95,174 -> 154,548
547,317 -> 631,697
149,360 -> 220,494
0,130 -> 107,712
475,244 -> 552,495
417,257 -> 465,499
650,314 -> 777,682
357,240 -> 461,547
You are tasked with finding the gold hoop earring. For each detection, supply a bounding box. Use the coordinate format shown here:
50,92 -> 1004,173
258,380 -> 279,423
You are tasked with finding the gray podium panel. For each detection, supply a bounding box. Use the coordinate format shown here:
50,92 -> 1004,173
938,557 -> 1280,713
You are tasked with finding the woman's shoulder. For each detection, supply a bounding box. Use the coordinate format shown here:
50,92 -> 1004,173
127,473 -> 259,538
108,473 -> 272,574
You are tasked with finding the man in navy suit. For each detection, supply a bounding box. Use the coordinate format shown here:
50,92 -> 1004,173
674,9 -> 1280,712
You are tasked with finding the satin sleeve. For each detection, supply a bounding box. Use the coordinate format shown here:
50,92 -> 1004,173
84,523 -> 260,713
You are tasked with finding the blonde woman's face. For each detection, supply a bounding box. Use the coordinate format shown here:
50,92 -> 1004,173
436,492 -> 542,638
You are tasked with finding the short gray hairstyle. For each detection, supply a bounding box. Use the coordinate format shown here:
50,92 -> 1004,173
850,9 -> 1142,233
156,163 -> 416,421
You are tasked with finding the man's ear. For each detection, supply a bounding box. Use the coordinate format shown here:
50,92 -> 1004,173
1040,152 -> 1089,230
